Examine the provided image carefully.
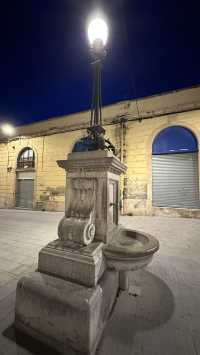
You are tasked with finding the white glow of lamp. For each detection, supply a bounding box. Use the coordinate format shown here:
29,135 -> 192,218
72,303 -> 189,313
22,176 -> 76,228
1,123 -> 15,136
88,17 -> 108,47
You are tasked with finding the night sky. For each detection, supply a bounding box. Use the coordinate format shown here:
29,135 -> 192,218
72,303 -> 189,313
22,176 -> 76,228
0,0 -> 199,126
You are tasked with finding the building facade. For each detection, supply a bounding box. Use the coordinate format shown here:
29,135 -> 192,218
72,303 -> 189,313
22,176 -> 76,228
1,86 -> 200,218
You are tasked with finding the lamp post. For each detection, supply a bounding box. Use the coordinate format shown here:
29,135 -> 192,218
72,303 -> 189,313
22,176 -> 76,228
87,17 -> 115,153
88,18 -> 108,129
73,16 -> 115,153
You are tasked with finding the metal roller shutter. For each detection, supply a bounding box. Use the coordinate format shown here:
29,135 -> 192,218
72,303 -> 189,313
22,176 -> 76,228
16,179 -> 34,209
152,153 -> 200,208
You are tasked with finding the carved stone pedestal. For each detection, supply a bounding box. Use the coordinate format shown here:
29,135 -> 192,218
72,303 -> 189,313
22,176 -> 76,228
15,151 -> 126,355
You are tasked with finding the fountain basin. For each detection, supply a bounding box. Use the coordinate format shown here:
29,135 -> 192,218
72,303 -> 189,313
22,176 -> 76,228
103,228 -> 159,272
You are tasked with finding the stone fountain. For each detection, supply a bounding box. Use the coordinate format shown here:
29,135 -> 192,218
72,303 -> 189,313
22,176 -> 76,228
15,149 -> 159,355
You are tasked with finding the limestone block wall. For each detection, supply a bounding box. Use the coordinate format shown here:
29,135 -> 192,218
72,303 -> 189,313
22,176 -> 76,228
35,130 -> 83,211
0,143 -> 13,208
123,110 -> 200,217
0,86 -> 200,217
0,130 -> 85,211
123,120 -> 149,215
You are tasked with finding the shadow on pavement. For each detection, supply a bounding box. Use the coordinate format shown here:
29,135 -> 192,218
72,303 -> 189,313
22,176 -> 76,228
97,270 -> 175,350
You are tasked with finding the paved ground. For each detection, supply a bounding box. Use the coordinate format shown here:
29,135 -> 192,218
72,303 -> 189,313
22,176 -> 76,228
0,209 -> 200,355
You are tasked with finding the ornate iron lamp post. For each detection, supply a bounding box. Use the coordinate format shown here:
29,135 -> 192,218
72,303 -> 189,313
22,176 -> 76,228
88,18 -> 108,128
73,16 -> 115,153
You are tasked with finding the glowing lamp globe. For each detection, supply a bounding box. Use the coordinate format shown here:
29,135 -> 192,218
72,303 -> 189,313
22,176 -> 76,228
1,123 -> 15,136
88,18 -> 108,47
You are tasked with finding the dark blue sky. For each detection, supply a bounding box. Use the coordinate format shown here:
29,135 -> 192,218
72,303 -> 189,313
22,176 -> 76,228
0,0 -> 199,126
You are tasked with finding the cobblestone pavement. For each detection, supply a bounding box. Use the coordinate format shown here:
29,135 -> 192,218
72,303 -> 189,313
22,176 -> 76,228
0,209 -> 200,355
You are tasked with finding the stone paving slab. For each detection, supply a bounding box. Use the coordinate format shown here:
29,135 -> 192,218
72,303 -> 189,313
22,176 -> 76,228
0,209 -> 200,355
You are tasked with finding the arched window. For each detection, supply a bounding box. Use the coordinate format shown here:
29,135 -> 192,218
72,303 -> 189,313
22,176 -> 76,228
17,148 -> 35,169
152,126 -> 198,155
152,126 -> 199,209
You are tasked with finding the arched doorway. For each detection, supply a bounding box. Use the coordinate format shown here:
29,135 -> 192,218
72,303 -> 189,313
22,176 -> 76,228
16,148 -> 35,209
152,126 -> 200,208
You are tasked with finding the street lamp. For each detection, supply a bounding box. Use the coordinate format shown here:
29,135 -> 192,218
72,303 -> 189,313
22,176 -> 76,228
87,16 -> 115,153
73,15 -> 115,153
88,17 -> 108,129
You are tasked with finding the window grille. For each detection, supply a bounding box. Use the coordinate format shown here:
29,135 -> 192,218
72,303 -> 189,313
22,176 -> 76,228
17,148 -> 35,169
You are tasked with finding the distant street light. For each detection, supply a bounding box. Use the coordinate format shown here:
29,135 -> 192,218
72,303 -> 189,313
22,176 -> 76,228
1,123 -> 15,136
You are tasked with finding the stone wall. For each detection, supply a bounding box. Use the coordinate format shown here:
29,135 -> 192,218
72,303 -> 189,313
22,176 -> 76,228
0,130 -> 84,211
122,110 -> 200,217
1,86 -> 200,217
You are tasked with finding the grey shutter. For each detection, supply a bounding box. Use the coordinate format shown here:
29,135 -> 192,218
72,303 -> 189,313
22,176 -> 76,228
152,153 -> 200,208
16,179 -> 34,209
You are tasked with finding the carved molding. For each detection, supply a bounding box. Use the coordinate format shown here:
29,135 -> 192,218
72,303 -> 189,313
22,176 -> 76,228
58,178 -> 96,246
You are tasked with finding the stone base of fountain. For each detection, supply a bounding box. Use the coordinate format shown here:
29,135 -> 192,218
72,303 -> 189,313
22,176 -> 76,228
15,269 -> 119,355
